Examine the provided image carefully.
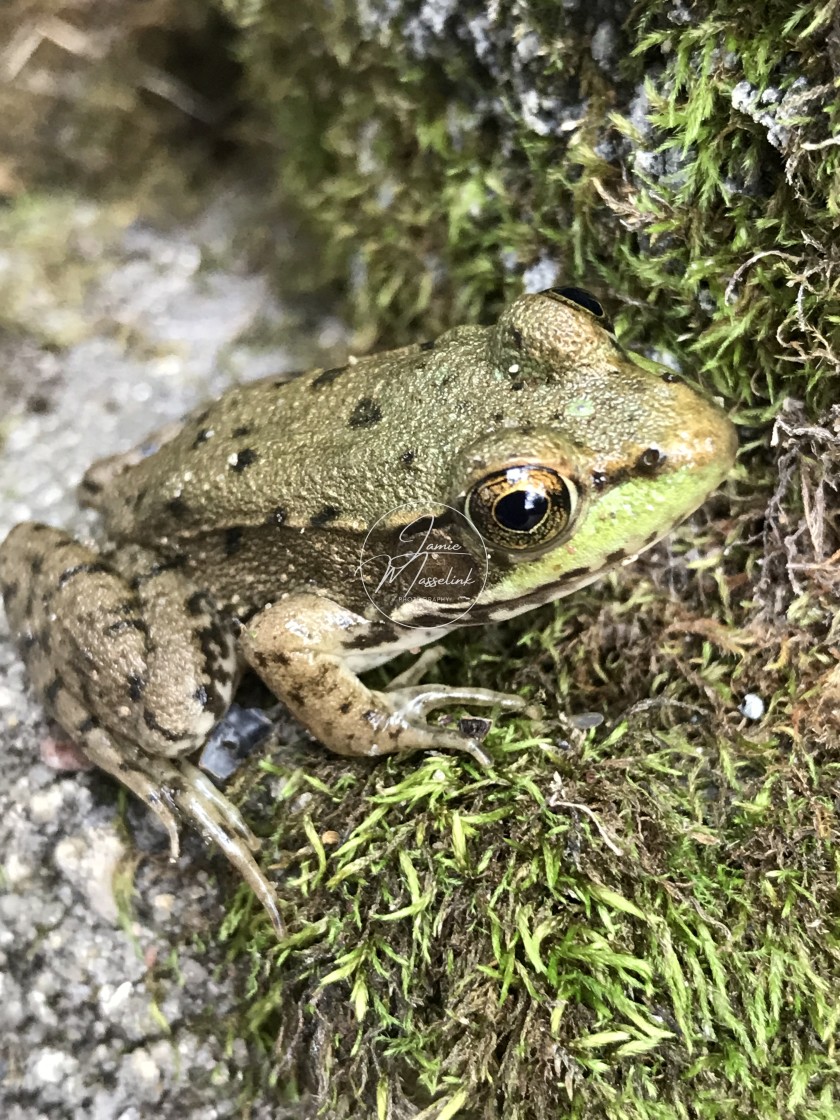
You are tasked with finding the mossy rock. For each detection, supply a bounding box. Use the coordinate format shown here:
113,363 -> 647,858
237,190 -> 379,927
221,0 -> 840,403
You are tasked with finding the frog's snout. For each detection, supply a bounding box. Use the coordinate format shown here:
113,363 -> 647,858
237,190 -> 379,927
657,386 -> 738,488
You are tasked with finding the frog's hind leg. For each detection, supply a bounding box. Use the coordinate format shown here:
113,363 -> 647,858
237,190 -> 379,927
52,683 -> 184,856
0,522 -> 285,935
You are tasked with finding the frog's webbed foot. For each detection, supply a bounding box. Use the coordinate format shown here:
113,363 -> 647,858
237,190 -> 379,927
240,594 -> 527,766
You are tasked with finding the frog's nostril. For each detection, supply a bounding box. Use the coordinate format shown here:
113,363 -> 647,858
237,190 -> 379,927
636,447 -> 667,474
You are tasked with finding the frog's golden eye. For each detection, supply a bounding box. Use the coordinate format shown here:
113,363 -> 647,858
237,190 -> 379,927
466,465 -> 578,552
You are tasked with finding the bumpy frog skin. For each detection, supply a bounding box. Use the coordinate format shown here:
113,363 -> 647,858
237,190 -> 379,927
0,288 -> 737,934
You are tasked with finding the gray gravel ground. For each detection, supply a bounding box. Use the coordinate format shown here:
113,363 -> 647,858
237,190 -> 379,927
0,193 -> 344,1118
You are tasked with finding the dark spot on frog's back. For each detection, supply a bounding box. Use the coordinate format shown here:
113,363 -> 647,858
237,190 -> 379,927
127,673 -> 146,702
400,449 -> 416,468
166,496 -> 190,518
229,448 -> 258,472
311,365 -> 347,389
348,397 -> 383,429
185,590 -> 208,616
224,527 -> 243,556
419,340 -> 435,352
310,505 -> 341,527
232,425 -> 252,439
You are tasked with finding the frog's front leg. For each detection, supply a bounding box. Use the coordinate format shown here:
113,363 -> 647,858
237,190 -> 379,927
0,523 -> 285,935
240,594 -> 527,766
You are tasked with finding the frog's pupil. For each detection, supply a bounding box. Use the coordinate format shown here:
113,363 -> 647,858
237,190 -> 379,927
495,488 -> 548,532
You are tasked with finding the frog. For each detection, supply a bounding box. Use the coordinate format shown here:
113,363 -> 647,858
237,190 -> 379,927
0,287 -> 737,936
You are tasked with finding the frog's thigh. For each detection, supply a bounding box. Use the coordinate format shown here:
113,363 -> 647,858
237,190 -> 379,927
0,524 -> 237,760
240,593 -> 525,765
1,524 -> 286,935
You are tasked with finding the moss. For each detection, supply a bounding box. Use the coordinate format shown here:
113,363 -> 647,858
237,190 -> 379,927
215,461 -> 840,1116
204,1 -> 840,1116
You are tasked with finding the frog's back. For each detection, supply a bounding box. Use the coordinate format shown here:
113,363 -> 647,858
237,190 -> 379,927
92,327 -> 491,545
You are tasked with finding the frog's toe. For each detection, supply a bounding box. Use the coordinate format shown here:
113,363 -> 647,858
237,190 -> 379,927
373,685 -> 530,766
171,776 -> 285,937
178,760 -> 261,852
130,754 -> 284,936
57,696 -> 283,933
384,684 -> 528,720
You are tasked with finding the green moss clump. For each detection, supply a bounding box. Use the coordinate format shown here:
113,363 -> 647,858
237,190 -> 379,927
224,499 -> 840,1117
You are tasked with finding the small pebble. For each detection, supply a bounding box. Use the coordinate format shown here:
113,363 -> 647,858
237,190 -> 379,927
739,693 -> 765,720
458,717 -> 492,741
569,711 -> 605,731
199,703 -> 273,781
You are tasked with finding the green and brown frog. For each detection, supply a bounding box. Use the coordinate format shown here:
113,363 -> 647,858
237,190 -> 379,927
0,287 -> 737,934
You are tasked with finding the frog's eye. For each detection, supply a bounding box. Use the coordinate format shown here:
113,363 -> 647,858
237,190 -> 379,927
546,286 -> 604,318
544,286 -> 615,333
466,465 -> 578,552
